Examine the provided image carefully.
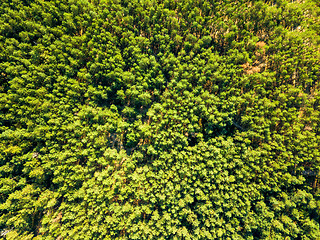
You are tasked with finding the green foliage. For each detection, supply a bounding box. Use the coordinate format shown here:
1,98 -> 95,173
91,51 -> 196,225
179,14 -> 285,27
0,0 -> 319,239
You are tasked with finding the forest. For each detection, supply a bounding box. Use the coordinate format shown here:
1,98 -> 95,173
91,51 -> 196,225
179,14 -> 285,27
0,0 -> 320,239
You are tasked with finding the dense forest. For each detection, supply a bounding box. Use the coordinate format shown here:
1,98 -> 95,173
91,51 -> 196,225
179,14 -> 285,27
0,0 -> 320,239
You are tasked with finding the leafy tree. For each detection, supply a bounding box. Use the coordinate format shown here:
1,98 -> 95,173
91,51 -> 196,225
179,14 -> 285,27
0,0 -> 319,239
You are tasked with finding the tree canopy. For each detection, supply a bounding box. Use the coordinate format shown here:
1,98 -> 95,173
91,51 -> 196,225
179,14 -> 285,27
0,0 -> 320,239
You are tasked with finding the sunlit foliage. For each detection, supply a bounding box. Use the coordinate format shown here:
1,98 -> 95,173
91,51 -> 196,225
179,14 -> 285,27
0,0 -> 320,239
